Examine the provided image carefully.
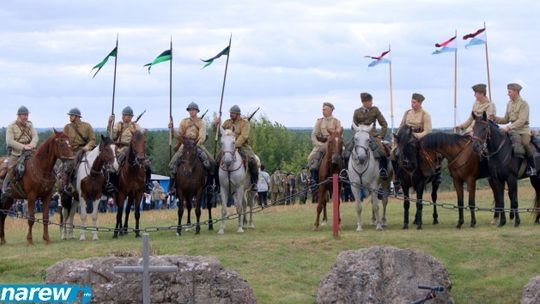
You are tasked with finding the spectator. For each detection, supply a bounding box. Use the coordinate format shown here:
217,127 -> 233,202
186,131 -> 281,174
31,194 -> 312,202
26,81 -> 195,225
257,164 -> 270,208
150,181 -> 165,210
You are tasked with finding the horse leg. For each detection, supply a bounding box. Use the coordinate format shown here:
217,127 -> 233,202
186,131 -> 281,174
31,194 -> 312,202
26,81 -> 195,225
431,181 -> 439,225
402,185 -> 410,229
176,196 -> 184,236
351,184 -> 363,231
313,186 -> 325,230
68,204 -> 77,239
134,194 -> 142,238
206,191 -> 214,230
123,197 -> 132,236
185,198 -> 192,231
91,199 -> 100,240
416,183 -> 425,230
508,177 -> 520,227
113,195 -> 124,238
236,186 -> 245,233
41,196 -> 52,244
79,197 -> 88,241
454,179 -> 464,229
249,192 -> 255,228
60,205 -> 67,240
26,197 -> 37,246
467,178 -> 477,228
488,177 -> 499,224
195,193 -> 202,235
493,180 -> 506,227
372,186 -> 382,231
0,211 -> 7,245
218,188 -> 228,235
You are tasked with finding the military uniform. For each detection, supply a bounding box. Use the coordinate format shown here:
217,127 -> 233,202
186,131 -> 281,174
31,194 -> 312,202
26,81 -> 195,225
269,170 -> 282,202
399,108 -> 432,139
111,121 -> 141,153
458,100 -> 496,133
63,121 -> 96,153
169,116 -> 213,173
307,115 -> 342,170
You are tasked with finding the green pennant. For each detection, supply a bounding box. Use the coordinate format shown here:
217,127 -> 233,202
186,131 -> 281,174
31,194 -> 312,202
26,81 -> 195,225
201,45 -> 230,69
144,49 -> 172,73
91,47 -> 117,78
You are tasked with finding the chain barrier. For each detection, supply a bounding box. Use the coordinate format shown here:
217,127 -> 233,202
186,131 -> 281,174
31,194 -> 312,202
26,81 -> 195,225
0,173 -> 538,234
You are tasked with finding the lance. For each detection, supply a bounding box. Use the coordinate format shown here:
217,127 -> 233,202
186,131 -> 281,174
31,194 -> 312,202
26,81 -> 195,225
213,34 -> 232,159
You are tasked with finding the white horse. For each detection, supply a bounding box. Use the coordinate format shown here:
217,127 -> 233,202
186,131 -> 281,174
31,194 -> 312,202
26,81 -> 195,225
348,124 -> 389,231
61,135 -> 118,240
242,154 -> 260,229
218,127 -> 251,234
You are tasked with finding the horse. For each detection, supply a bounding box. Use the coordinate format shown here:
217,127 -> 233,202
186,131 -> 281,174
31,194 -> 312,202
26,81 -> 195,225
313,128 -> 344,230
420,132 -> 492,228
174,138 -> 208,235
471,112 -> 540,226
217,127 -> 252,234
0,130 -> 74,245
0,157 -> 9,186
394,126 -> 440,229
60,135 -> 118,241
348,124 -> 392,231
113,130 -> 146,238
242,154 -> 260,228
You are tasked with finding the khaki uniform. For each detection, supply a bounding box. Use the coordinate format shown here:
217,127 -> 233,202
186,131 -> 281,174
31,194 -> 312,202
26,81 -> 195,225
459,100 -> 496,133
111,121 -> 141,154
169,117 -> 213,169
222,117 -> 255,159
269,170 -> 283,202
308,116 -> 342,167
63,121 -> 96,153
494,97 -> 532,156
6,120 -> 38,170
399,108 -> 432,139
352,106 -> 388,138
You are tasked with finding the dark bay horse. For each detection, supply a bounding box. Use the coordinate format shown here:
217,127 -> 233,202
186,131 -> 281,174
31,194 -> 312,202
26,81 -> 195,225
174,138 -> 208,235
471,112 -> 540,226
420,132 -> 492,228
394,126 -> 440,229
0,130 -> 74,245
113,130 -> 146,238
313,128 -> 344,230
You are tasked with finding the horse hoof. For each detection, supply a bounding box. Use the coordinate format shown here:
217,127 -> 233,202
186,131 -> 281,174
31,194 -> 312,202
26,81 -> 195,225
92,235 -> 99,241
312,226 -> 319,231
0,239 -> 5,245
402,224 -> 408,230
237,228 -> 244,233
371,220 -> 377,226
456,223 -> 463,229
113,234 -> 118,239
376,225 -> 383,231
79,235 -> 86,241
382,219 -> 387,227
218,229 -> 224,235
321,221 -> 327,226
433,219 -> 439,225
491,218 -> 497,225
176,232 -> 181,236
514,220 -> 521,227
208,225 -> 214,231
416,225 -> 422,230
470,221 -> 476,228
356,226 -> 363,232
249,224 -> 255,229
135,234 -> 141,238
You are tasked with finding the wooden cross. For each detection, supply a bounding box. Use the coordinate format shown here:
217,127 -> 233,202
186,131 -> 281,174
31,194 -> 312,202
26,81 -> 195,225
113,234 -> 177,304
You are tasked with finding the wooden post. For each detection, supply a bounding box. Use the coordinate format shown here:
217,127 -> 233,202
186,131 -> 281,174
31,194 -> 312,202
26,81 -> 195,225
332,173 -> 339,238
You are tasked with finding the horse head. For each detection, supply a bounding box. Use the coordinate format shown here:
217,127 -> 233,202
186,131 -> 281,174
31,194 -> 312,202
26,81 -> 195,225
327,127 -> 344,168
351,124 -> 373,165
471,111 -> 491,156
395,126 -> 418,172
129,129 -> 146,166
99,134 -> 119,172
52,129 -> 75,161
220,127 -> 237,168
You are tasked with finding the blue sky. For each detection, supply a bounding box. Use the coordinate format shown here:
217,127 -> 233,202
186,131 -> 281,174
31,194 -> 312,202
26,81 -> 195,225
1,0 -> 538,129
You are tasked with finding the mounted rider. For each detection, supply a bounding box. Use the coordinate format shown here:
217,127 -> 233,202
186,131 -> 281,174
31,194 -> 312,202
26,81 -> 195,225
455,83 -> 496,134
491,83 -> 535,176
307,102 -> 342,184
108,106 -> 153,192
348,92 -> 389,180
215,105 -> 259,190
168,102 -> 215,193
1,106 -> 38,204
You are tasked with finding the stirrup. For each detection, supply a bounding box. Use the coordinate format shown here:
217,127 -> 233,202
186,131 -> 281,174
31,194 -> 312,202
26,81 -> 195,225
379,169 -> 388,180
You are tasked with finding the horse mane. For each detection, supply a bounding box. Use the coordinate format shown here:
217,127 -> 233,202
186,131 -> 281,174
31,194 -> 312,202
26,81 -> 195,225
35,132 -> 64,161
421,132 -> 469,150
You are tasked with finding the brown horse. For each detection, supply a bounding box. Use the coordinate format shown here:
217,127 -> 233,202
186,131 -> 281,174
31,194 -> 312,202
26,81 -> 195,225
0,157 -> 8,185
0,130 -> 74,245
113,130 -> 146,238
313,128 -> 344,230
174,138 -> 208,235
420,132 -> 492,228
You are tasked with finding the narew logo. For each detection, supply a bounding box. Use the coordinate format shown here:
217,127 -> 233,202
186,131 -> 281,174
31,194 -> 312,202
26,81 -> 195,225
0,284 -> 92,304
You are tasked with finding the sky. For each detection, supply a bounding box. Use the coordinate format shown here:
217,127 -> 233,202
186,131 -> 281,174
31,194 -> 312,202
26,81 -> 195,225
1,0 -> 539,129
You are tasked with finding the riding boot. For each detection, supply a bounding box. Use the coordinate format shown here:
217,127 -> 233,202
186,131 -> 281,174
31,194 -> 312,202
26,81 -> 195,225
1,173 -> 13,207
168,176 -> 176,195
145,164 -> 153,194
197,148 -> 212,172
248,158 -> 259,191
310,169 -> 319,190
526,155 -> 537,176
378,157 -> 388,180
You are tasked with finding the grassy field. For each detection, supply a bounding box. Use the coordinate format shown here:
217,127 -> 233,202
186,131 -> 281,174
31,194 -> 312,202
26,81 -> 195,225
1,186 -> 539,303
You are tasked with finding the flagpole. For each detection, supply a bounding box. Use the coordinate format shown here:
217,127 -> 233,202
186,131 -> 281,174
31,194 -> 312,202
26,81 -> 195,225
213,34 -> 232,159
453,29 -> 458,128
388,44 -> 394,142
169,37 -> 173,161
483,22 -> 492,102
110,34 -> 119,138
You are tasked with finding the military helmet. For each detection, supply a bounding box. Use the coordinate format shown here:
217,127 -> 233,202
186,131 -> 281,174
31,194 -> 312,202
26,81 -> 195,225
17,106 -> 29,115
230,104 -> 241,114
67,107 -> 82,117
122,106 -> 134,116
186,102 -> 200,112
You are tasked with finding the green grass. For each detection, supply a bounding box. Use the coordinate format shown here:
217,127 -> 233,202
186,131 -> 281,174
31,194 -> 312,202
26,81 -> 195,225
1,187 -> 539,303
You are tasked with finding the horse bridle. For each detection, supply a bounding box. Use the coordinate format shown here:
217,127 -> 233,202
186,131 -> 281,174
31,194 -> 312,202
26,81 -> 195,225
472,120 -> 506,158
351,138 -> 371,177
219,150 -> 243,172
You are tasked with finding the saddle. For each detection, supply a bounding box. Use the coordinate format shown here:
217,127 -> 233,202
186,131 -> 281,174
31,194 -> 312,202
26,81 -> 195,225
13,151 -> 33,180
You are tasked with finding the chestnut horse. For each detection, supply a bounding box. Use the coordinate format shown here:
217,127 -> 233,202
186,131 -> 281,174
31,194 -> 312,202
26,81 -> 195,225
313,128 -> 344,230
174,138 -> 208,235
420,132 -> 492,228
0,130 -> 74,245
113,130 -> 146,238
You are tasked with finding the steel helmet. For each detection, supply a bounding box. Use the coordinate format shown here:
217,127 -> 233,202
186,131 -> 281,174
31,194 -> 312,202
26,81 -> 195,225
229,105 -> 241,114
186,102 -> 200,112
17,106 -> 29,115
122,106 -> 134,116
67,108 -> 82,117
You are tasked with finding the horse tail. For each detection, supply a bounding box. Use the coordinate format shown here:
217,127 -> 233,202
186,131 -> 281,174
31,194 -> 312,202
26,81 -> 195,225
534,191 -> 540,218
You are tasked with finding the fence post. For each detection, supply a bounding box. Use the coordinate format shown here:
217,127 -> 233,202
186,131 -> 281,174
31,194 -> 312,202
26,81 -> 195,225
332,173 -> 339,238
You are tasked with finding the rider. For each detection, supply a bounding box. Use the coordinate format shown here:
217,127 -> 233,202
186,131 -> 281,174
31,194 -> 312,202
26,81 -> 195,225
167,102 -> 215,193
108,106 -> 153,193
215,105 -> 259,190
307,102 -> 342,185
63,107 -> 96,192
1,106 -> 38,204
491,83 -> 535,176
349,92 -> 389,180
455,83 -> 496,134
